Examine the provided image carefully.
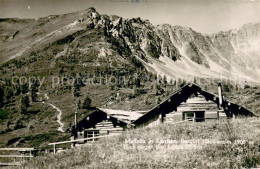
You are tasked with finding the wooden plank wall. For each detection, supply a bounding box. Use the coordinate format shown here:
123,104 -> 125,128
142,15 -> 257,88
177,94 -> 219,112
95,120 -> 124,135
82,120 -> 123,138
164,94 -> 225,123
133,84 -> 196,126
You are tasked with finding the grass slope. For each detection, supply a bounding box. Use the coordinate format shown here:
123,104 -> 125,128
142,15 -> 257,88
23,118 -> 260,169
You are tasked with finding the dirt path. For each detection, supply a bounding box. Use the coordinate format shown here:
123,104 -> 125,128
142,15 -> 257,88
42,94 -> 64,132
45,102 -> 64,132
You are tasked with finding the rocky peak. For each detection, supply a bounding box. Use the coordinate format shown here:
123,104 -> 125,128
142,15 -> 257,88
0,7 -> 259,83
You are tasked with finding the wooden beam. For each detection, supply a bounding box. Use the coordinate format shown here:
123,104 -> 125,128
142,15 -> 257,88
48,134 -> 119,146
0,155 -> 34,158
0,148 -> 34,151
0,163 -> 21,166
53,144 -> 56,154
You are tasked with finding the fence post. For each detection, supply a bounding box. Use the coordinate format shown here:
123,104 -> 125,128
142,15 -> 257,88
53,144 -> 56,154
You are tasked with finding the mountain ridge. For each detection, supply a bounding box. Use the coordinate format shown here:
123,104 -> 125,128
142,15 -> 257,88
0,7 -> 259,83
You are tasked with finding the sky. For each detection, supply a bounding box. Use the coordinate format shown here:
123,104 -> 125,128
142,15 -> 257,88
0,0 -> 259,34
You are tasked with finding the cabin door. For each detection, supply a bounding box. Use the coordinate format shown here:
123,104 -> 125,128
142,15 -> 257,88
195,111 -> 205,122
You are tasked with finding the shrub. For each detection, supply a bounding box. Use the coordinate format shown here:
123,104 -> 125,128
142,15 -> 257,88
0,109 -> 8,120
244,84 -> 250,89
82,96 -> 92,109
7,137 -> 21,146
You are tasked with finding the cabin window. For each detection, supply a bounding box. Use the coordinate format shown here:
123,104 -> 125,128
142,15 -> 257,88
183,111 -> 205,122
184,112 -> 195,121
86,129 -> 100,142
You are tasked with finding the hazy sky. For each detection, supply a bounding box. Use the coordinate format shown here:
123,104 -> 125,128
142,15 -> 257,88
0,0 -> 259,34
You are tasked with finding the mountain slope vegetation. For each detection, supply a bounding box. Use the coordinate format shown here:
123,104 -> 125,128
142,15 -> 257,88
0,8 -> 259,148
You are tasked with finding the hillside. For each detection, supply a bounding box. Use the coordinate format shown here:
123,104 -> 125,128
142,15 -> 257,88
0,7 -> 259,148
0,8 -> 259,82
22,118 -> 260,168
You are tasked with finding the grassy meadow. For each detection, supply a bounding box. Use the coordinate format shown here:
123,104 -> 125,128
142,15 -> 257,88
21,118 -> 260,169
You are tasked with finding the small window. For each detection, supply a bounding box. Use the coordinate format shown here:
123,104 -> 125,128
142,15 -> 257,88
183,111 -> 205,122
184,112 -> 195,121
86,130 -> 100,142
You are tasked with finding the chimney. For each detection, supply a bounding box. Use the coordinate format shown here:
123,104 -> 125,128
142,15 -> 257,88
75,112 -> 77,128
218,82 -> 223,110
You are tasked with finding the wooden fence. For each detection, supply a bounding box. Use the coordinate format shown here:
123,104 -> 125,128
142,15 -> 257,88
0,133 -> 121,166
48,134 -> 120,154
0,148 -> 35,166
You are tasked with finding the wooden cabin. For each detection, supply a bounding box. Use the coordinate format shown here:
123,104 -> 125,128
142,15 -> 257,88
164,93 -> 226,124
133,83 -> 258,127
71,109 -> 130,143
77,120 -> 125,143
71,83 -> 258,139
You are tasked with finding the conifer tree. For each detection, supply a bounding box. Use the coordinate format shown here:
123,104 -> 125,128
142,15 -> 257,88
73,83 -> 80,97
82,96 -> 92,109
77,100 -> 81,110
21,95 -> 30,114
31,85 -> 38,102
0,86 -> 4,108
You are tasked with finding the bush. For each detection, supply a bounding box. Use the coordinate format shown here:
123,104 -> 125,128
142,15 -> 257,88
244,84 -> 250,89
14,119 -> 26,130
179,80 -> 187,88
7,137 -> 21,145
21,95 -> 30,114
223,84 -> 232,92
0,109 -> 8,120
82,96 -> 92,109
